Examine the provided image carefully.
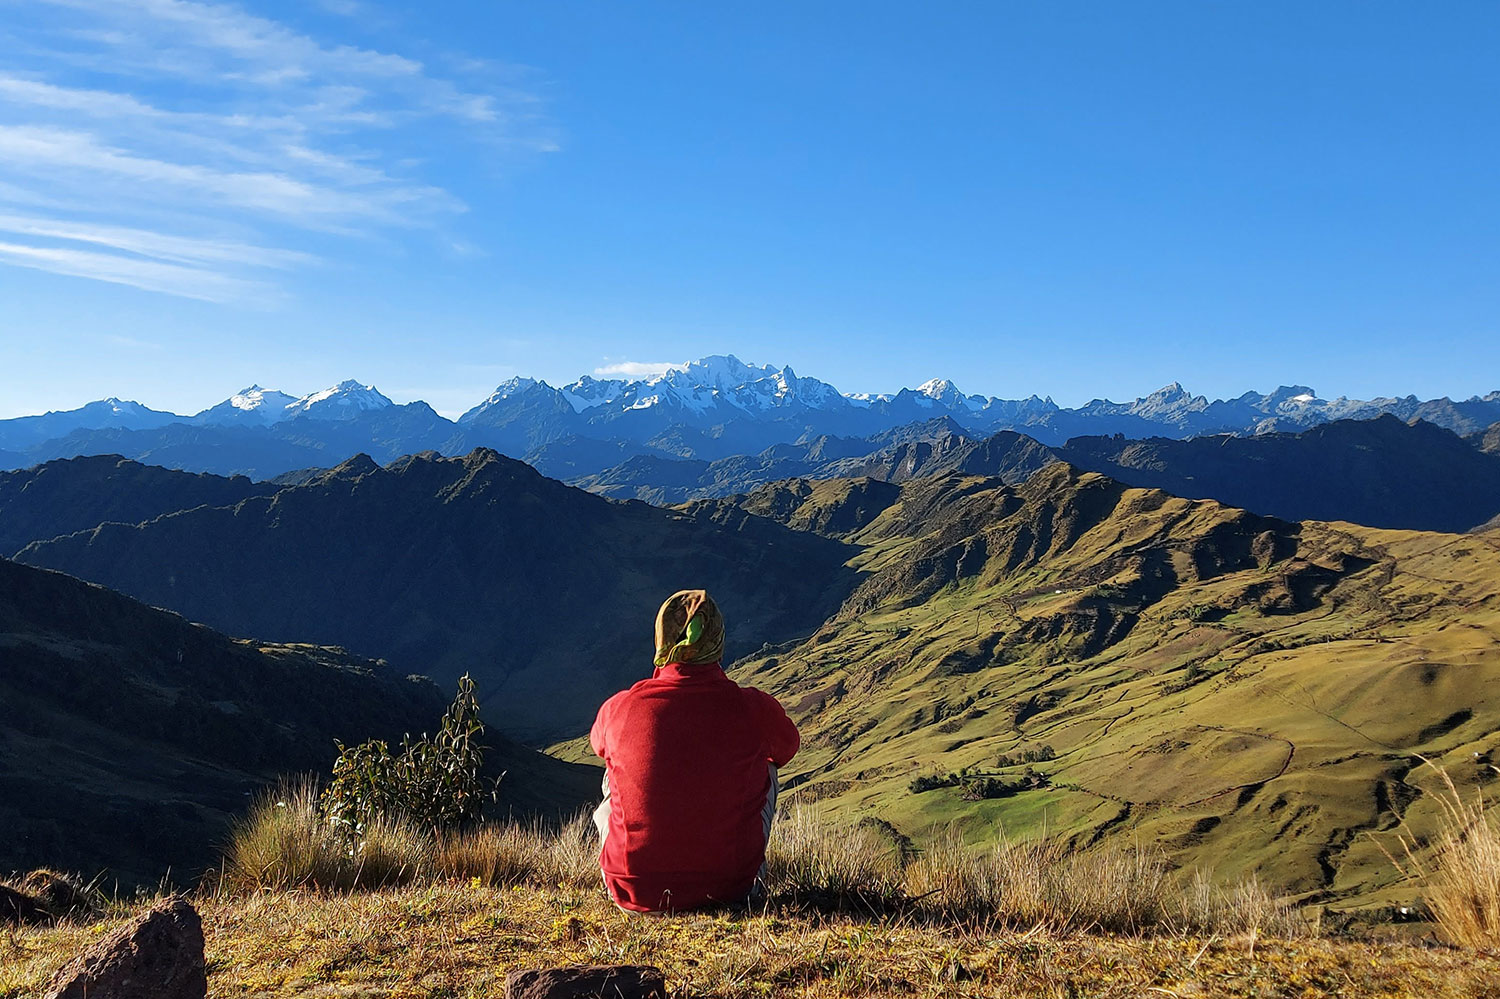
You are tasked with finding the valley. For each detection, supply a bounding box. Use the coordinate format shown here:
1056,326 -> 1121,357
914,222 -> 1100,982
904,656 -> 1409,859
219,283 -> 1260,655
3,403 -> 1499,907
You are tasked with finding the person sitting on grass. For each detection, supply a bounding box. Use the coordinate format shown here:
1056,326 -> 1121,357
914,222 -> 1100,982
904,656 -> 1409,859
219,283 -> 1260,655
590,589 -> 800,914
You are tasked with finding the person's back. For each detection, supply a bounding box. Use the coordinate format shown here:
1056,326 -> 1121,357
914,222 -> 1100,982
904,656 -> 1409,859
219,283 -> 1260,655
590,590 -> 799,913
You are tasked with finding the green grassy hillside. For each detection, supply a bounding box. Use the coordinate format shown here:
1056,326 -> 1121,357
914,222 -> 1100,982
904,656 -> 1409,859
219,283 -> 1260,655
720,464 -> 1500,905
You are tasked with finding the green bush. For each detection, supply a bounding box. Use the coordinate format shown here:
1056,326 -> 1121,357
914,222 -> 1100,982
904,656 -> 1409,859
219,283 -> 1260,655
908,772 -> 961,794
323,675 -> 496,837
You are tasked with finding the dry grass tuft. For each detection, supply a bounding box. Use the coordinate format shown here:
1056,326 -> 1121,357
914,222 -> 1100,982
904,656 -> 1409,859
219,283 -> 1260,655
764,806 -> 906,911
223,780 -> 431,892
436,822 -> 546,886
904,827 -> 1183,933
1178,869 -> 1309,938
1390,763 -> 1500,949
436,811 -> 601,890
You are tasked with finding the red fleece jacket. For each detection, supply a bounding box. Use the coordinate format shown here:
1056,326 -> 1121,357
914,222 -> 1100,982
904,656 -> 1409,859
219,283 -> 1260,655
590,662 -> 800,913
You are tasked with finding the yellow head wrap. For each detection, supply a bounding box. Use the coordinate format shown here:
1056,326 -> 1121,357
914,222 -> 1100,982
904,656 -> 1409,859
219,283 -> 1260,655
653,589 -> 726,668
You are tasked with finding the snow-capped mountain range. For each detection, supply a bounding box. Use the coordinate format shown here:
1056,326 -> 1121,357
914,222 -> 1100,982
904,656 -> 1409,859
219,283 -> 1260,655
2,355 -> 1497,481
192,381 -> 394,426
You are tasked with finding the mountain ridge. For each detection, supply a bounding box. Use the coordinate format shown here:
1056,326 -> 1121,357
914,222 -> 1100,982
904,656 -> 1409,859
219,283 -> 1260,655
15,447 -> 858,741
601,416 -> 1500,534
4,356 -> 1498,481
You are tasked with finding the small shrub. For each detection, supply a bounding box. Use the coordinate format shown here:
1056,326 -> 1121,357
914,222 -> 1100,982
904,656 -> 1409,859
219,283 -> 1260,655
323,675 -> 496,837
960,777 -> 1011,801
996,745 -> 1056,768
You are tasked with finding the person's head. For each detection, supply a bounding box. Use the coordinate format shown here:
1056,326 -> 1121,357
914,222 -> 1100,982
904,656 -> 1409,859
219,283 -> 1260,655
653,589 -> 725,668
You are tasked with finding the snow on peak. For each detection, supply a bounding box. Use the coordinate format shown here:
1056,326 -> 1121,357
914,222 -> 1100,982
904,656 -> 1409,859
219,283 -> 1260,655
489,376 -> 541,400
290,380 -> 394,420
917,378 -> 958,398
915,378 -> 986,412
72,396 -> 178,420
195,385 -> 300,426
559,374 -> 626,413
231,385 -> 298,413
91,397 -> 157,416
668,355 -> 778,391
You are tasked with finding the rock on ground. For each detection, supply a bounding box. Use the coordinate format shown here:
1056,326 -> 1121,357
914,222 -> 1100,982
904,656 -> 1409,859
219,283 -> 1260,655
505,964 -> 667,999
44,897 -> 207,999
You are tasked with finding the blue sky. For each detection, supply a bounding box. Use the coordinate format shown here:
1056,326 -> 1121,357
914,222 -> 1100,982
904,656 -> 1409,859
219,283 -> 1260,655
1,1 -> 1497,419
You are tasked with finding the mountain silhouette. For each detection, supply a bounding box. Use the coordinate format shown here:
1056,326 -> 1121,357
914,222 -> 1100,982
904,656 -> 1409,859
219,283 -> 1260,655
0,454 -> 278,557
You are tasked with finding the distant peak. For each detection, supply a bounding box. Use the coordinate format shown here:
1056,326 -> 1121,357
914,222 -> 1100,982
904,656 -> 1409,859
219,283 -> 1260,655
676,355 -> 778,385
321,452 -> 382,481
290,381 -> 394,419
495,375 -> 542,394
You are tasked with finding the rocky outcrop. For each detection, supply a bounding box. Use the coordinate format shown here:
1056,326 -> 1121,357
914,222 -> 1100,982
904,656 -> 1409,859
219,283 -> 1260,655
505,964 -> 667,999
43,898 -> 207,999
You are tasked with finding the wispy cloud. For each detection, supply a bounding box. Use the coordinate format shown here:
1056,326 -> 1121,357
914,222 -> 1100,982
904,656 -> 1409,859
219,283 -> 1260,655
0,238 -> 274,301
102,333 -> 163,350
0,0 -> 553,302
594,361 -> 685,379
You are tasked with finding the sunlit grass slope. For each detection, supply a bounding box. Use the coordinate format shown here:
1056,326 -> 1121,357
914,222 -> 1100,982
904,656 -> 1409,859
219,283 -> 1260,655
722,464 -> 1500,907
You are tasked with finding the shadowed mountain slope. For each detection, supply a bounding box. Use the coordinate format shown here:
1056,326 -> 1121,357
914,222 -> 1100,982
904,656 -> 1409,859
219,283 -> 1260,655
0,455 -> 279,557
0,560 -> 419,881
582,416 -> 1500,534
17,449 -> 857,741
575,424 -> 1057,505
0,558 -> 597,885
1479,422 -> 1500,456
716,463 -> 1500,904
1050,416 -> 1500,533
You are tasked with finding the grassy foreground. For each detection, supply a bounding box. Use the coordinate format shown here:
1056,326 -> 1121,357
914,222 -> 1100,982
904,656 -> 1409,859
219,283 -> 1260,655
7,793 -> 1500,999
6,879 -> 1500,999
